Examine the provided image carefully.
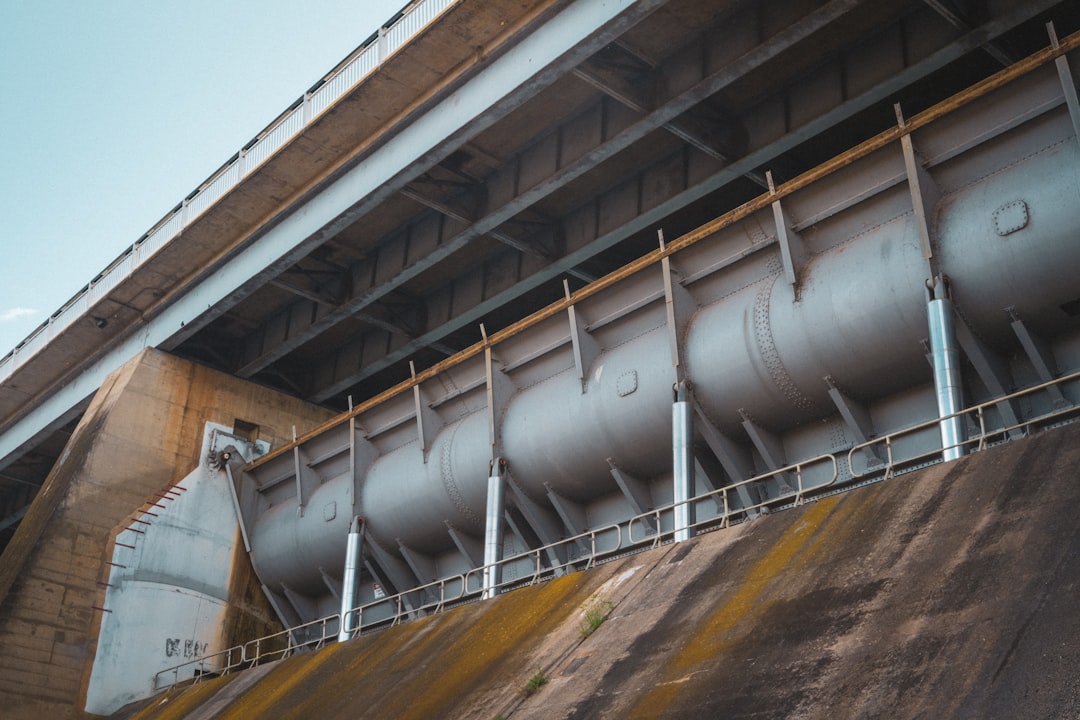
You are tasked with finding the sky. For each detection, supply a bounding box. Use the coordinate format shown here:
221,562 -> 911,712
0,0 -> 401,356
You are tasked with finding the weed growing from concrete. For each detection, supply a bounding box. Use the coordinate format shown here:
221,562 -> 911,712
579,596 -> 614,638
522,667 -> 549,697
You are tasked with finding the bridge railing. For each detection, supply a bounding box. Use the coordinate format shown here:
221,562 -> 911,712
627,453 -> 841,548
848,370 -> 1080,481
0,0 -> 459,381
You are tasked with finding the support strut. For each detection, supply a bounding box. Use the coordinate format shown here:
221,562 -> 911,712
673,381 -> 695,542
926,276 -> 965,461
337,516 -> 365,642
482,458 -> 508,599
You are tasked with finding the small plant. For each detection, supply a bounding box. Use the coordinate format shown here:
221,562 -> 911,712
522,667 -> 549,697
579,596 -> 614,638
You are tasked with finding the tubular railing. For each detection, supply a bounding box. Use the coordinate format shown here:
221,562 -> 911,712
461,524 -> 625,598
847,371 -> 1080,480
0,0 -> 459,381
340,573 -> 468,638
152,644 -> 246,692
627,453 -> 840,547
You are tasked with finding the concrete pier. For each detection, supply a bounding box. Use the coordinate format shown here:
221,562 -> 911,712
0,350 -> 334,720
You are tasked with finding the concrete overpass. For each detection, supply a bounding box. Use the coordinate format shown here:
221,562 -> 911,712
3,0 -> 1078,547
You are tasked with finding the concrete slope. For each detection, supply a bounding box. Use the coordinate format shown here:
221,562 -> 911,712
120,421 -> 1080,719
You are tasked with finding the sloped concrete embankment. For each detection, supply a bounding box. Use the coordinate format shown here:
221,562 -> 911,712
120,421 -> 1080,719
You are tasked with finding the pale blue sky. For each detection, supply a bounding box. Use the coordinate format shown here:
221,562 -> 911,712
0,0 -> 400,355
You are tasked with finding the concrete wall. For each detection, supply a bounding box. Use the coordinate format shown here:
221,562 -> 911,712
110,419 -> 1080,719
0,349 -> 335,720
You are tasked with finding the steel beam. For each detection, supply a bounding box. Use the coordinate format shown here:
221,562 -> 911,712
235,0 -> 868,379
307,4 -> 1060,401
1048,22 -> 1080,146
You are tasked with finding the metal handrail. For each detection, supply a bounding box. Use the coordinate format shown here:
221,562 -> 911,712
341,573 -> 468,639
0,0 -> 459,377
627,453 -> 840,547
462,523 -> 625,598
241,612 -> 341,665
152,643 -> 245,692
848,370 -> 1080,480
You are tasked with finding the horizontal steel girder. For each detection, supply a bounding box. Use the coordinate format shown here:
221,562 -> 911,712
233,0 -> 870,379
306,0 -> 1060,401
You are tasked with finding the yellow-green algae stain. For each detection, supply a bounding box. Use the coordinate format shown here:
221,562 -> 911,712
211,638 -> 354,720
209,569 -> 599,720
125,672 -> 235,720
626,492 -> 873,717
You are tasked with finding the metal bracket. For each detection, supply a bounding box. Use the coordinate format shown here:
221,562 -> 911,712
365,533 -> 420,599
397,540 -> 437,587
950,310 -> 1023,437
1048,22 -> 1080,149
319,567 -> 342,601
545,483 -> 588,537
506,478 -> 562,548
482,325 -> 517,458
693,402 -> 759,511
1009,310 -> 1069,408
350,417 -> 378,511
607,458 -> 651,515
824,376 -> 883,463
506,476 -> 567,571
261,583 -> 300,630
410,361 -> 444,464
660,231 -> 695,377
897,104 -> 941,272
693,458 -> 725,515
279,583 -> 317,626
292,441 -> 320,517
564,279 -> 601,393
767,171 -> 808,294
739,410 -> 793,493
607,458 -> 656,532
446,521 -> 484,568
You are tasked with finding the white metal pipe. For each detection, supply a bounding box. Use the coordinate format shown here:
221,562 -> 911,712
927,279 -> 965,462
337,516 -> 364,642
673,382 -> 694,542
482,460 -> 506,599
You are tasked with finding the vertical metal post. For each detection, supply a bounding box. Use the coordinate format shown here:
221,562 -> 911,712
337,516 -> 364,642
673,381 -> 695,542
927,277 -> 965,461
482,458 -> 507,600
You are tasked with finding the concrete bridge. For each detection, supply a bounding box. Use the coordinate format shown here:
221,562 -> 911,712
1,0 -> 1079,717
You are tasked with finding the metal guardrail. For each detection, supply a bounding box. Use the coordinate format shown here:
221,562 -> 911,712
151,371 -> 1078,693
628,454 -> 840,546
0,0 -> 458,380
848,370 -> 1080,481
